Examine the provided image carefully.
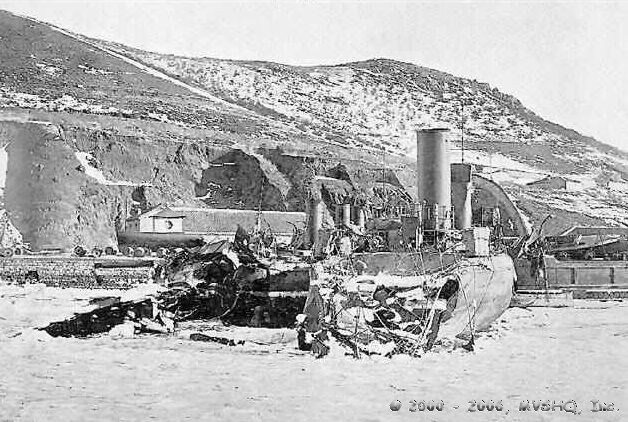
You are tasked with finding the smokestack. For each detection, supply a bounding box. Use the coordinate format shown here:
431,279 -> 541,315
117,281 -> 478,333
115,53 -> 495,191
416,128 -> 451,229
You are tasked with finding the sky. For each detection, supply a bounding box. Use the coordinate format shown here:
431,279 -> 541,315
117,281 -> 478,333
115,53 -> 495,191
1,0 -> 627,151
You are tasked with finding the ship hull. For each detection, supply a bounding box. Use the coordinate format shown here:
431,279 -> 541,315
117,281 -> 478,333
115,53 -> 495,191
325,252 -> 516,345
439,253 -> 516,339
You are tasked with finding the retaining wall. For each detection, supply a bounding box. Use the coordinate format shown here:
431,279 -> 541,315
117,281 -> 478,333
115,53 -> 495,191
0,256 -> 162,289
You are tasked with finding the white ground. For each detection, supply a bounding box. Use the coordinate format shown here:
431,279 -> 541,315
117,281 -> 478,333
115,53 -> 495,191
1,284 -> 626,422
74,151 -> 146,187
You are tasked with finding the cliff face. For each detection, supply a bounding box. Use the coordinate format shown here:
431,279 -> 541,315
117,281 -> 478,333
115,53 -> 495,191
0,10 -> 626,250
2,121 -> 121,250
0,112 -> 251,250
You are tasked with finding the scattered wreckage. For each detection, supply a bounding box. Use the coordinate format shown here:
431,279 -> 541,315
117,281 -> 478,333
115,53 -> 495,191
41,238 -> 311,345
41,231 -> 516,359
296,251 -> 515,358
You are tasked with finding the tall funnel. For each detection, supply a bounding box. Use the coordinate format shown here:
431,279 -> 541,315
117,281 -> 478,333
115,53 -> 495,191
416,128 -> 451,210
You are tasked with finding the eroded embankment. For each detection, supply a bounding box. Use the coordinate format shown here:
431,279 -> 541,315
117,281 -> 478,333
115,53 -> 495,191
0,120 -> 152,250
0,117 -> 301,250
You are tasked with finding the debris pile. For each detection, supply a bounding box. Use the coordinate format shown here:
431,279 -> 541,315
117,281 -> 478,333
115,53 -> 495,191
39,237 -> 514,360
41,241 -> 309,339
295,264 -> 462,359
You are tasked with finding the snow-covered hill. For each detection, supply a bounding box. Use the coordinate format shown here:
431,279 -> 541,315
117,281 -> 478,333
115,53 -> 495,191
88,39 -> 628,231
1,9 -> 628,238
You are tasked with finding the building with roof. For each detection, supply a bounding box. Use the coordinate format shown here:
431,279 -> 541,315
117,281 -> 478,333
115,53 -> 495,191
126,207 -> 186,233
126,205 -> 306,243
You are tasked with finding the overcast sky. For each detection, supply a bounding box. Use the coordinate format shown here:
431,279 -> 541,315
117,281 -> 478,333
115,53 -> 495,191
2,1 -> 627,151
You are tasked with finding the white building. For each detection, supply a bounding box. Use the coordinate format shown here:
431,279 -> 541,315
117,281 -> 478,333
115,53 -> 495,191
126,205 -> 306,243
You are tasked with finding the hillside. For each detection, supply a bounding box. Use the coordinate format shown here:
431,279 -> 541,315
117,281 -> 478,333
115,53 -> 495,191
1,10 -> 627,249
90,39 -> 628,230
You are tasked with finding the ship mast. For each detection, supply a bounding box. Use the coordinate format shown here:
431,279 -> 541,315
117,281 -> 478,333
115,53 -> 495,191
461,102 -> 465,163
382,148 -> 389,217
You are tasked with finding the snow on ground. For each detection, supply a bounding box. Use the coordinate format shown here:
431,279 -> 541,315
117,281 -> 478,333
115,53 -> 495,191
0,89 -> 122,116
565,175 -> 597,192
74,151 -> 147,186
1,283 -> 626,421
519,188 -> 628,223
18,14 -> 244,114
518,209 -> 533,233
94,44 -> 244,111
450,150 -> 537,173
482,169 -> 544,186
451,149 -> 548,186
35,63 -> 63,78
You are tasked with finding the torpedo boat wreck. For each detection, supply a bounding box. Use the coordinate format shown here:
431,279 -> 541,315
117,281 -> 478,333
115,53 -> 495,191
295,129 -> 519,357
41,128 -> 523,359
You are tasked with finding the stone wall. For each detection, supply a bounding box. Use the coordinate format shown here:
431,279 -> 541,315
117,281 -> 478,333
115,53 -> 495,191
0,256 -> 160,289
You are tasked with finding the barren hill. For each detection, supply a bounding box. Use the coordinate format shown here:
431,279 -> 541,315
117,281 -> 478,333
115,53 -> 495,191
0,10 -> 626,249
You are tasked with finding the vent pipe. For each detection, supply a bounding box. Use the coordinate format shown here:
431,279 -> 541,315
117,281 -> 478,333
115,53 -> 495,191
357,207 -> 366,230
451,163 -> 473,230
307,198 -> 323,248
342,204 -> 351,227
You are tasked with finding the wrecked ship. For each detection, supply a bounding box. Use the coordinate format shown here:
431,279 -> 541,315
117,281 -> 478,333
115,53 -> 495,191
294,128 -> 520,357
42,128 -> 523,358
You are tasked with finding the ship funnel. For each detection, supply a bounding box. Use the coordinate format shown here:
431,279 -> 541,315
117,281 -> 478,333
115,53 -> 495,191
416,128 -> 451,230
